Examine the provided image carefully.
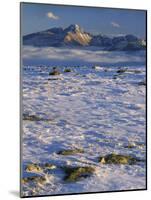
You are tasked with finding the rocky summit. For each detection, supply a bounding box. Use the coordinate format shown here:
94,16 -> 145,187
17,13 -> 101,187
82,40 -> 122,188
23,24 -> 146,51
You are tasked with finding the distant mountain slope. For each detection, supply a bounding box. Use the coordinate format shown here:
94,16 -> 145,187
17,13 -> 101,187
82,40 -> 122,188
23,24 -> 146,51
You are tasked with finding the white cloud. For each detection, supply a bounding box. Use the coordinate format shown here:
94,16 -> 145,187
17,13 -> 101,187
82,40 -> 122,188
111,21 -> 120,28
46,12 -> 59,20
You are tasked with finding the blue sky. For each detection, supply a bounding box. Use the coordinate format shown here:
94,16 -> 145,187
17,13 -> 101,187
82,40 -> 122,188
21,3 -> 146,38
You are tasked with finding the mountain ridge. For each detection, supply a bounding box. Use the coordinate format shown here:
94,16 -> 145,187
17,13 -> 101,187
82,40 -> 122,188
23,24 -> 146,51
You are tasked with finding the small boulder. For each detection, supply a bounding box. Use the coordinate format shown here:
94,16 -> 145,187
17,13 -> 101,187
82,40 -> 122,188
25,164 -> 43,173
99,153 -> 138,165
58,148 -> 84,155
23,114 -> 41,121
49,67 -> 60,76
44,163 -> 56,169
124,143 -> 136,149
62,166 -> 95,182
23,114 -> 52,121
117,68 -> 128,73
64,68 -> 71,73
22,175 -> 47,185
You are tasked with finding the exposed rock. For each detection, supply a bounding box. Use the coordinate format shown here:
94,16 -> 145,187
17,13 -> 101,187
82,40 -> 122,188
99,153 -> 139,165
124,143 -> 136,149
23,114 -> 52,121
22,175 -> 47,185
64,24 -> 92,46
25,164 -> 43,173
23,114 -> 42,121
49,71 -> 60,76
48,78 -> 61,81
64,68 -> 72,73
116,68 -> 128,73
58,148 -> 84,155
44,163 -> 56,170
62,166 -> 95,182
49,67 -> 60,76
21,178 -> 29,184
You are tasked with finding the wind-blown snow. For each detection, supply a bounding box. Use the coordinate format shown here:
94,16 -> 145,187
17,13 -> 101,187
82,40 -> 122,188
21,50 -> 146,197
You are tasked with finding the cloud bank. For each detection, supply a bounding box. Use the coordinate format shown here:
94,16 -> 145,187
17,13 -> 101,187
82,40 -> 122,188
23,46 -> 145,66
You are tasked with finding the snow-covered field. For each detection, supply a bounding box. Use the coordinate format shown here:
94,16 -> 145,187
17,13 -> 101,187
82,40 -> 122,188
21,49 -> 146,197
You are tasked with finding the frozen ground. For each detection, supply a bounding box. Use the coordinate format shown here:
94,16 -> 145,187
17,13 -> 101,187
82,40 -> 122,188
21,50 -> 146,197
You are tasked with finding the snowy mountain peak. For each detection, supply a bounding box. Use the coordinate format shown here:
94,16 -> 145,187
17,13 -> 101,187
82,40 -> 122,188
65,24 -> 82,33
23,24 -> 146,50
